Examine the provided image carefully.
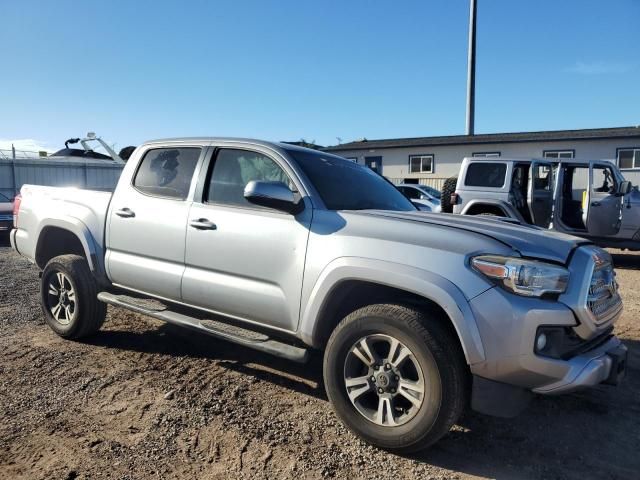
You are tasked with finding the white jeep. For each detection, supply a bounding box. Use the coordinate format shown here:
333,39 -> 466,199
451,157 -> 639,249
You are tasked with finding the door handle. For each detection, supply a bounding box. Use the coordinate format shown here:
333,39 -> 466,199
591,201 -> 601,207
190,218 -> 217,230
115,208 -> 135,218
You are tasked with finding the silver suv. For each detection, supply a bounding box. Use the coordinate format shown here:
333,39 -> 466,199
11,139 -> 627,452
396,183 -> 442,212
452,157 -> 638,249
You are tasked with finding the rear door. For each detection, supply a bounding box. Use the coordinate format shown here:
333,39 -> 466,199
181,147 -> 312,332
527,161 -> 554,227
586,163 -> 622,237
106,145 -> 204,300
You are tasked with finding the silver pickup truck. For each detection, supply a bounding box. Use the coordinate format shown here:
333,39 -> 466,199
11,138 -> 627,452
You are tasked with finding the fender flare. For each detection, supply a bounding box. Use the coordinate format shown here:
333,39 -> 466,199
35,217 -> 106,282
461,199 -> 526,222
299,257 -> 485,365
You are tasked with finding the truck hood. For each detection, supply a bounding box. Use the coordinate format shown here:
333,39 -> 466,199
357,211 -> 589,264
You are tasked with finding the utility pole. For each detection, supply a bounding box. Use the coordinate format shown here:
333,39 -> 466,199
465,0 -> 477,135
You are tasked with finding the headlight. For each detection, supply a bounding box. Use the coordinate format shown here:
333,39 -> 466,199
471,255 -> 569,297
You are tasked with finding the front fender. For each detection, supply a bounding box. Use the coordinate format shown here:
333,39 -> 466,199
299,257 -> 486,365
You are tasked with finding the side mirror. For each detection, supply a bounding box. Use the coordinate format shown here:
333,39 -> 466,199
244,181 -> 301,214
617,181 -> 632,196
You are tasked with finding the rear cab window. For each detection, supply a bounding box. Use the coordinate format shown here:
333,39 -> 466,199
133,147 -> 201,200
464,162 -> 507,188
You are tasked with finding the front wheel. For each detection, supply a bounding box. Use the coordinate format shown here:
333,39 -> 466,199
41,254 -> 106,339
323,304 -> 468,453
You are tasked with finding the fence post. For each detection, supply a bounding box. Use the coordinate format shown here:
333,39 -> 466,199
11,160 -> 17,196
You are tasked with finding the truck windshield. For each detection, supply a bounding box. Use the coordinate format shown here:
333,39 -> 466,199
287,149 -> 415,211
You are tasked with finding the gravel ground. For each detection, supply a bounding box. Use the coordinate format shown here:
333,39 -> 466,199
0,234 -> 638,480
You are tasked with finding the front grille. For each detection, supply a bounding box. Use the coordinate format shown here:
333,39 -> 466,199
0,214 -> 12,221
587,253 -> 622,324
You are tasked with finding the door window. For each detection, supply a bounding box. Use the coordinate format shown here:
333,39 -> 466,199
592,166 -> 617,194
206,149 -> 292,207
133,148 -> 201,200
399,187 -> 421,199
533,164 -> 552,191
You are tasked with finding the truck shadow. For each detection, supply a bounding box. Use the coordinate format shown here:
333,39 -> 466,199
84,317 -> 640,480
0,233 -> 10,247
84,320 -> 327,400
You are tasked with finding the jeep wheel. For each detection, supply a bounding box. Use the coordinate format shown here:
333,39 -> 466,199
323,304 -> 467,453
41,254 -> 106,339
440,176 -> 458,213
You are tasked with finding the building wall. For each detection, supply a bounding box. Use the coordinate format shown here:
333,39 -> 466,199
0,159 -> 123,199
334,138 -> 640,189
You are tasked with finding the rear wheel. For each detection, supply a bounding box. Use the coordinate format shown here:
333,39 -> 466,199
41,255 -> 106,339
323,304 -> 467,453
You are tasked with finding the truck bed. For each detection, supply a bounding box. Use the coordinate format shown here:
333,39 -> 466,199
13,185 -> 112,266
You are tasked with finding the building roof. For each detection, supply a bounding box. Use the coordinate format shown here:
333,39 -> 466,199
324,126 -> 640,152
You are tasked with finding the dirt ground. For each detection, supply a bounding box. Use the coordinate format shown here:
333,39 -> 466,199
0,236 -> 638,480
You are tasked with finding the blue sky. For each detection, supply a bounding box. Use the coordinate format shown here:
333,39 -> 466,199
1,0 -> 638,152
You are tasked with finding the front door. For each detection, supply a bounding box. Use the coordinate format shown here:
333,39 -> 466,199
586,163 -> 623,237
365,156 -> 382,174
527,161 -> 554,228
182,147 -> 311,332
106,146 -> 203,300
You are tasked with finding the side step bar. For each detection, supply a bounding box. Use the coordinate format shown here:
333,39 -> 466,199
97,292 -> 309,363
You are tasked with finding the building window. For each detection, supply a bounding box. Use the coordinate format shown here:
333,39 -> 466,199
617,148 -> 640,170
472,152 -> 501,158
409,154 -> 434,173
543,150 -> 574,159
344,157 -> 358,163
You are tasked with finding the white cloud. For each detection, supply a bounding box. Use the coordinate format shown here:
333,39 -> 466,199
565,61 -> 633,75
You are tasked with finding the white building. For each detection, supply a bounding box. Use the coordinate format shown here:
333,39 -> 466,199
324,126 -> 640,189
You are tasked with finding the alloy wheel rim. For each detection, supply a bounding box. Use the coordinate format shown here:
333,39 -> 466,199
46,271 -> 76,325
343,334 -> 425,427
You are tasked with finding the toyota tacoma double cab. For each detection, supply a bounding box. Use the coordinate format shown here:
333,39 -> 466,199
11,138 -> 627,452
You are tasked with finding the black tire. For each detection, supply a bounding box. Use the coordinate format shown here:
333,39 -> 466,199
40,254 -> 106,339
323,304 -> 467,453
440,176 -> 458,213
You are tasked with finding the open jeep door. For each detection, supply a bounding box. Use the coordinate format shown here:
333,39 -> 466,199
527,161 -> 554,227
585,163 -> 623,237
